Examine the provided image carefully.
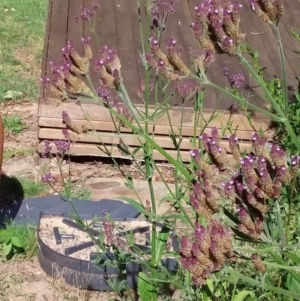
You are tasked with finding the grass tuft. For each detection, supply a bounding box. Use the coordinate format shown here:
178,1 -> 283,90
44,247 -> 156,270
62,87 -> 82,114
0,0 -> 48,101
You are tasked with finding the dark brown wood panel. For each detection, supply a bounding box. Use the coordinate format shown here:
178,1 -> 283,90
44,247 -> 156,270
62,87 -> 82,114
283,0 -> 300,29
39,0 -> 52,98
277,22 -> 299,92
40,0 -> 299,109
187,0 -> 225,109
43,0 -> 69,101
67,0 -> 84,55
128,0 -> 144,85
179,0 -> 218,109
115,0 -> 142,104
86,0 -> 119,91
241,4 -> 281,76
280,1 -> 300,93
159,1 -> 192,106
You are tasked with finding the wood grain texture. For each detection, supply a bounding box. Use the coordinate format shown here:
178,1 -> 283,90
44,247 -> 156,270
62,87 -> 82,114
37,140 -> 250,164
40,0 -> 299,106
38,117 -> 275,139
38,100 -> 274,131
38,127 -> 254,152
38,0 -> 297,159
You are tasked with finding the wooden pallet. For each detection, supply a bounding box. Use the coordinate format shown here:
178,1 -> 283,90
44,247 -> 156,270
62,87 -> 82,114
37,99 -> 275,161
37,0 -> 299,162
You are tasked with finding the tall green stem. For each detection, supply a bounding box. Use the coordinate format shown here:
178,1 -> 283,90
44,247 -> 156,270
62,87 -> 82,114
272,24 -> 289,115
143,3 -> 158,300
237,51 -> 285,117
237,52 -> 300,151
118,82 -> 142,129
205,80 -> 282,122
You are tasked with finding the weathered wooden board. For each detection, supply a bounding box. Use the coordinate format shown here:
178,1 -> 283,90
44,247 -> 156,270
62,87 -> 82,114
37,0 -> 296,161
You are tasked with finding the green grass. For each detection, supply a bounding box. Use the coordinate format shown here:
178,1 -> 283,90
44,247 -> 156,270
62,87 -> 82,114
19,177 -> 47,198
0,221 -> 37,260
0,175 -> 47,205
3,115 -> 27,134
0,0 -> 48,101
3,148 -> 34,160
62,186 -> 92,201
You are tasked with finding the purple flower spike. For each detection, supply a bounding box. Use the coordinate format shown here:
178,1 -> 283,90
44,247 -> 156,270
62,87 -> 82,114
54,140 -> 70,154
229,73 -> 244,89
211,127 -> 219,141
41,173 -> 57,185
251,132 -> 266,156
42,140 -> 52,158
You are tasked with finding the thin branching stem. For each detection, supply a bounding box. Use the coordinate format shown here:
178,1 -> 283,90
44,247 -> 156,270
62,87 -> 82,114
272,23 -> 289,115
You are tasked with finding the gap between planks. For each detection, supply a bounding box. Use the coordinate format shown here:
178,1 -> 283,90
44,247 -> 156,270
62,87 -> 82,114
38,127 -> 254,152
38,117 -> 274,139
37,141 -> 245,164
38,99 -> 275,132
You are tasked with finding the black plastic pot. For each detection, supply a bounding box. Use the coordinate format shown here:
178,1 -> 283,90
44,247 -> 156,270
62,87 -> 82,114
37,212 -> 179,291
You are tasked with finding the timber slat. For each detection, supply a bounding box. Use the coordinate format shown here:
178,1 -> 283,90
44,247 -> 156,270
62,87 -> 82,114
38,127 -> 254,153
38,117 -> 274,139
38,100 -> 273,132
39,0 -> 53,98
37,141 -> 246,163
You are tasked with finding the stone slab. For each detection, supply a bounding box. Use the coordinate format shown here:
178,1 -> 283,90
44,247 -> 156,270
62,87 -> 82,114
85,178 -> 174,216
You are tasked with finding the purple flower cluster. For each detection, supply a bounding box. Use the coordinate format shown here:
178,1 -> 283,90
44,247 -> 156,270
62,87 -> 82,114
96,86 -> 133,126
249,0 -> 284,23
189,128 -> 300,242
196,127 -> 228,170
252,253 -> 266,273
189,48 -> 216,73
150,0 -> 179,32
138,80 -> 154,99
41,38 -> 95,99
146,37 -> 191,79
223,68 -> 245,89
102,219 -> 127,249
74,3 -> 100,22
190,177 -> 220,219
93,45 -> 122,88
54,140 -> 70,154
42,140 -> 52,158
229,73 -> 244,88
183,128 -> 299,282
41,173 -> 57,185
180,220 -> 234,286
174,79 -> 202,99
42,138 -> 70,158
191,0 -> 244,55
61,111 -> 87,134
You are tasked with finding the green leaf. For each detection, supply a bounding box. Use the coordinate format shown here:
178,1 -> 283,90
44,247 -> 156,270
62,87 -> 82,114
269,252 -> 300,283
225,268 -> 300,299
205,278 -> 214,294
284,251 -> 300,265
119,197 -> 148,216
3,242 -> 12,256
10,236 -> 23,248
155,225 -> 171,264
232,291 -> 254,301
287,273 -> 300,294
138,272 -> 153,301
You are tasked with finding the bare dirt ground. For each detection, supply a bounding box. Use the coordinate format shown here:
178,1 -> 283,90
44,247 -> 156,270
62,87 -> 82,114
1,101 -> 175,191
0,100 -> 177,301
0,258 -> 119,301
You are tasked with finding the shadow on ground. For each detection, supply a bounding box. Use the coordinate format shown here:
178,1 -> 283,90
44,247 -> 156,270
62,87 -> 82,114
0,174 -> 24,225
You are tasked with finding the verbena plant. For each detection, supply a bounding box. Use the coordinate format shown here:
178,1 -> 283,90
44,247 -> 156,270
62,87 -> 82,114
40,1 -> 300,300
